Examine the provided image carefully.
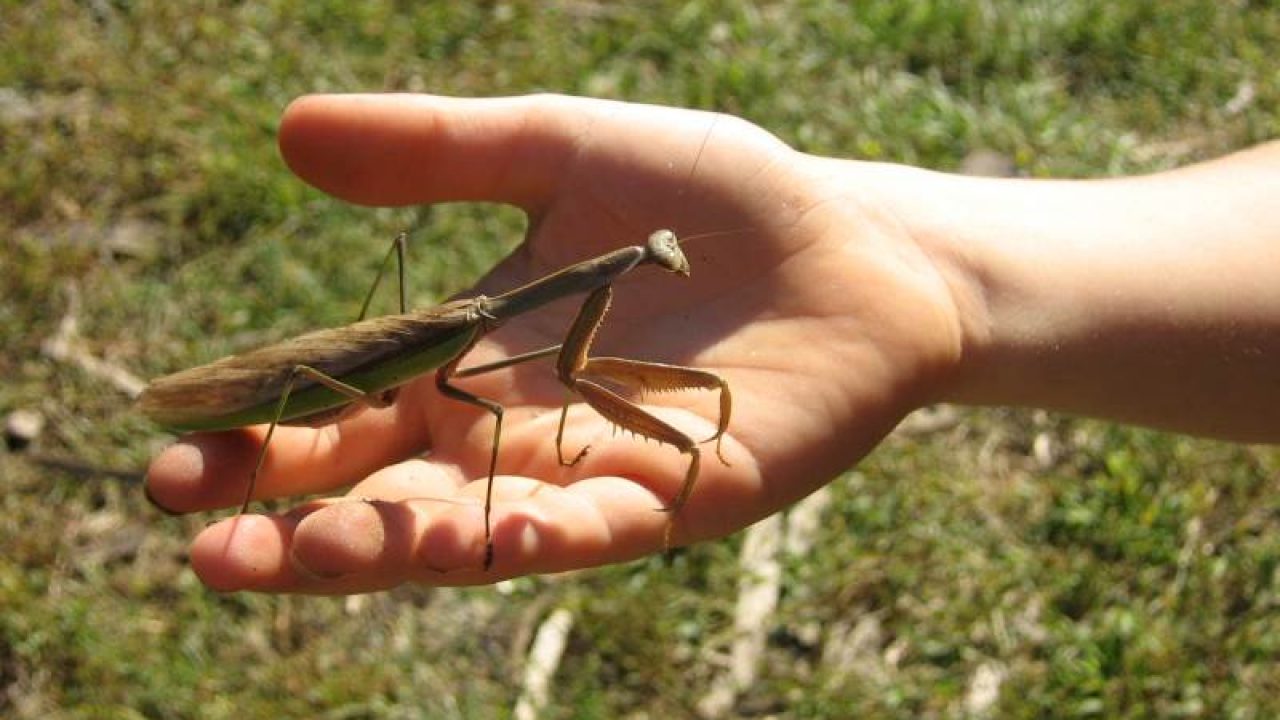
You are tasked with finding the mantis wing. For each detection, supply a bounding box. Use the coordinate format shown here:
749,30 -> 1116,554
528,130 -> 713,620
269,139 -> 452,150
138,300 -> 482,431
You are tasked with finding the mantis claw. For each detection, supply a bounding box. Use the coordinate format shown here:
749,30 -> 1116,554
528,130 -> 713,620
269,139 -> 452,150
703,432 -> 730,466
562,444 -> 591,467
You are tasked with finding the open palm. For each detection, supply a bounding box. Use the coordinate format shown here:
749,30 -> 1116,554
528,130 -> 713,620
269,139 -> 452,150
145,94 -> 962,592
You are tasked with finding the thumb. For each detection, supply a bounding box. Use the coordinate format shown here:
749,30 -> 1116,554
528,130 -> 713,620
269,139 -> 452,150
278,93 -> 609,211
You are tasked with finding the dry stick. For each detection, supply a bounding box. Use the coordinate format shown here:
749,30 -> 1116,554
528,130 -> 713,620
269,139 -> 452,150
27,453 -> 143,482
512,607 -> 575,720
695,487 -> 832,718
892,404 -> 962,438
41,282 -> 147,398
964,661 -> 1009,718
27,285 -> 150,480
696,512 -> 783,719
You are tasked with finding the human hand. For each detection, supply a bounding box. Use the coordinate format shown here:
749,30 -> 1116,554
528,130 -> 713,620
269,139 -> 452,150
144,94 -> 964,592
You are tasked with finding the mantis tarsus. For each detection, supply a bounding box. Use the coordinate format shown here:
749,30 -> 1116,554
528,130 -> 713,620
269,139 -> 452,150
139,228 -> 732,570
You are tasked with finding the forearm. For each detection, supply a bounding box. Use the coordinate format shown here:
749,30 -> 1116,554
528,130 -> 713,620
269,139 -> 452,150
885,142 -> 1280,442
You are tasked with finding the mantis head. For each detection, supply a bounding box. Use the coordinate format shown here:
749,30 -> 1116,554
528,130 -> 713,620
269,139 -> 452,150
645,229 -> 691,277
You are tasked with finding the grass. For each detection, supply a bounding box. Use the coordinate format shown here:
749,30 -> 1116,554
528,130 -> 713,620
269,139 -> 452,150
3,0 -> 1279,717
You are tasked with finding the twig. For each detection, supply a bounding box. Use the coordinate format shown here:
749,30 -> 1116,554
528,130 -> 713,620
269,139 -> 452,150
784,486 -> 832,557
892,404 -> 962,438
40,282 -> 146,398
26,452 -> 143,482
697,513 -> 783,718
698,402 -> 953,717
513,607 -> 574,720
964,661 -> 1007,717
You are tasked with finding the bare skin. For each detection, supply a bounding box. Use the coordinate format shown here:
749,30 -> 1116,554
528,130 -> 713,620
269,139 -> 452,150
144,94 -> 1280,593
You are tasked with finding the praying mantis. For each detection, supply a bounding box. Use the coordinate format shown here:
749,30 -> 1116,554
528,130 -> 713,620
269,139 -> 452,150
139,226 -> 732,570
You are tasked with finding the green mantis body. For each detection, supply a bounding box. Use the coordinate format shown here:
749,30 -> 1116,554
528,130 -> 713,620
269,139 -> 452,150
139,229 -> 731,569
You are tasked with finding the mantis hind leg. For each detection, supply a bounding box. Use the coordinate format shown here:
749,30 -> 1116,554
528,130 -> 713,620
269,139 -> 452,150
241,365 -> 392,514
357,231 -> 409,321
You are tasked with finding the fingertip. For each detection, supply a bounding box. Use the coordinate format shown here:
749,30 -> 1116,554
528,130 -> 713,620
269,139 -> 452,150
143,480 -> 181,516
289,500 -> 414,582
410,495 -> 541,579
276,94 -> 319,172
190,514 -> 297,592
145,432 -> 259,513
144,441 -> 204,513
414,482 -> 631,579
278,94 -> 419,205
415,502 -> 488,576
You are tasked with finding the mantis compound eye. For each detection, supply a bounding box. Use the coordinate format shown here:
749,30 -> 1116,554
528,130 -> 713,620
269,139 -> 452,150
645,229 -> 691,277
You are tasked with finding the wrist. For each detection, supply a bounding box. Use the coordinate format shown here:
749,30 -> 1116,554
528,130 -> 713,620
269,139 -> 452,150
797,156 -> 977,411
870,147 -> 1280,442
824,160 -> 1000,407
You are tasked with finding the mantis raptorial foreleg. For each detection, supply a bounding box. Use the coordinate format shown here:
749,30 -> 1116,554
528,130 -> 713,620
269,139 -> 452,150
553,360 -> 731,466
570,357 -> 732,463
553,285 -> 732,552
570,379 -> 704,550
